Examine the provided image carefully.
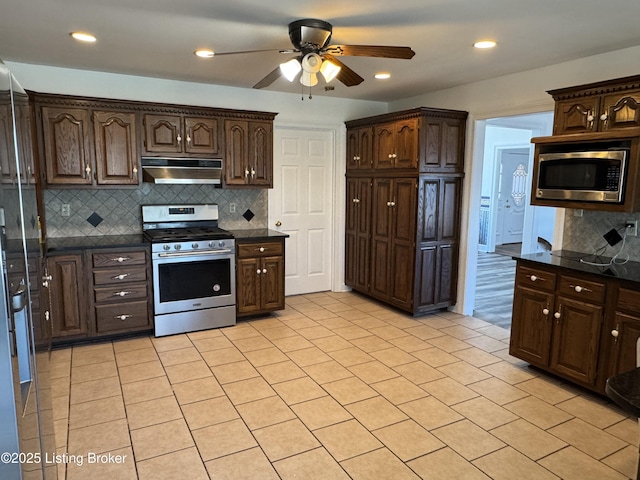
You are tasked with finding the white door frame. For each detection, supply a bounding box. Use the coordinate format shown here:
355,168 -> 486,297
269,122 -> 347,295
458,109 -> 564,316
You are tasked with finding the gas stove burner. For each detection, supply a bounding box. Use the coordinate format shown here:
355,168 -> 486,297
143,226 -> 234,243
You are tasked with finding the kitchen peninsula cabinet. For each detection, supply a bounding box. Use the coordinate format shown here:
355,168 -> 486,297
142,113 -> 220,157
224,119 -> 273,187
549,75 -> 640,135
236,238 -> 285,316
345,107 -> 468,316
510,252 -> 640,394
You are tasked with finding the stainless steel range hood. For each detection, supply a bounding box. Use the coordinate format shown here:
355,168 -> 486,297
141,157 -> 223,185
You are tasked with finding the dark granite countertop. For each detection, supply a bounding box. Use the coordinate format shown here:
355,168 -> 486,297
606,368 -> 640,417
514,250 -> 640,284
229,229 -> 289,240
45,235 -> 147,254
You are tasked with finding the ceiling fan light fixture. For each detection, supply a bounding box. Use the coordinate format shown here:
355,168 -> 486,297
320,59 -> 341,83
301,53 -> 322,74
374,72 -> 391,79
279,58 -> 302,82
300,71 -> 318,87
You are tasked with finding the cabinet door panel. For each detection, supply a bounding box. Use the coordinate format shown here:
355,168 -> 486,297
357,127 -> 373,169
418,179 -> 439,242
370,179 -> 392,299
346,129 -> 359,170
553,99 -> 599,135
609,312 -> 640,376
441,178 -> 461,241
184,117 -> 219,155
509,286 -> 553,365
48,255 -> 86,337
249,121 -> 273,186
601,93 -> 640,130
224,120 -> 249,185
42,107 -> 93,185
416,245 -> 437,306
394,119 -> 418,169
390,242 -> 413,308
93,111 -> 139,185
143,114 -> 182,153
437,244 -> 456,305
237,257 -> 260,314
550,296 -> 602,386
373,124 -> 395,169
345,177 -> 359,287
261,256 -> 284,310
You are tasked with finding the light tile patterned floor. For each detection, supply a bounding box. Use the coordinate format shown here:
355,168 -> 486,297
49,292 -> 637,479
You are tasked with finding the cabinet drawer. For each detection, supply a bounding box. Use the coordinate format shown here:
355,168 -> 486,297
617,287 -> 640,313
558,275 -> 606,304
95,300 -> 149,333
237,241 -> 283,258
516,265 -> 557,292
94,283 -> 148,303
92,250 -> 147,268
93,267 -> 147,285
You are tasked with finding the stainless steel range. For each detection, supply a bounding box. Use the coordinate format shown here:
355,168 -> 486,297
142,204 -> 236,337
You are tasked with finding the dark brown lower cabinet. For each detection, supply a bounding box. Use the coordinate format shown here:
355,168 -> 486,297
236,239 -> 285,317
47,246 -> 152,343
510,259 -> 640,394
48,254 -> 87,338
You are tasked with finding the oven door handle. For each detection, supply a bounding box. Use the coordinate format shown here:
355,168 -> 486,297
157,249 -> 233,258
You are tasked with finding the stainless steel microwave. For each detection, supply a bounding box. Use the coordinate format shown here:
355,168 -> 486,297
535,149 -> 627,203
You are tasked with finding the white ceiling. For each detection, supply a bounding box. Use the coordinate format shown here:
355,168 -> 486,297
2,0 -> 640,103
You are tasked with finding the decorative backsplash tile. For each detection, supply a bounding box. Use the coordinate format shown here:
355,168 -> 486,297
563,210 -> 640,262
44,184 -> 268,238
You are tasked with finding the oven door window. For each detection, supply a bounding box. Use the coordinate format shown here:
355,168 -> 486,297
158,258 -> 231,303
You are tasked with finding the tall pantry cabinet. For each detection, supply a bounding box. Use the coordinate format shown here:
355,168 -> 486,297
345,107 -> 467,315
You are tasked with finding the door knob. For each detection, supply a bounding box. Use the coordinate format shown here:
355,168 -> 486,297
275,221 -> 282,227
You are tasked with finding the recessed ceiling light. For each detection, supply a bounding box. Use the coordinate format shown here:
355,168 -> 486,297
195,49 -> 215,58
474,40 -> 497,49
374,72 -> 391,79
70,32 -> 96,43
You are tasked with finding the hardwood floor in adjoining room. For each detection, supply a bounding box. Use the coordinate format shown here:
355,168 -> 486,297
473,251 -> 517,329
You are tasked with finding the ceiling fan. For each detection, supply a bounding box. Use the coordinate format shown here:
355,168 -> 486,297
214,19 -> 415,90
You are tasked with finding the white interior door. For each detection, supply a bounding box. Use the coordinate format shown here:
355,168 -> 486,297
268,127 -> 334,296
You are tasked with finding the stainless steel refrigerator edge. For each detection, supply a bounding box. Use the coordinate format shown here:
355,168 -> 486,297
0,60 -> 56,479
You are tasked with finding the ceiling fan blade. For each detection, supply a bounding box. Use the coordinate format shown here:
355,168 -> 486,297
253,66 -> 283,89
323,54 -> 364,87
212,48 -> 285,56
327,45 -> 415,59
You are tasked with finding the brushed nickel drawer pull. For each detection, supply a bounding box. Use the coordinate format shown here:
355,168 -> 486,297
114,314 -> 133,321
112,273 -> 130,280
112,291 -> 132,297
111,256 -> 131,263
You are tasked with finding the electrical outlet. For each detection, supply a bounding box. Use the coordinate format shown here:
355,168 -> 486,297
61,204 -> 71,217
230,203 -> 236,213
625,220 -> 638,236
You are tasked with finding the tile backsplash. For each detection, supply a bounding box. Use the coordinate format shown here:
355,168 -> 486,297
563,210 -> 640,262
44,184 -> 268,238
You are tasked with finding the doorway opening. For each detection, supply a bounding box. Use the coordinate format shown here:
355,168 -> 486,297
471,112 -> 556,328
